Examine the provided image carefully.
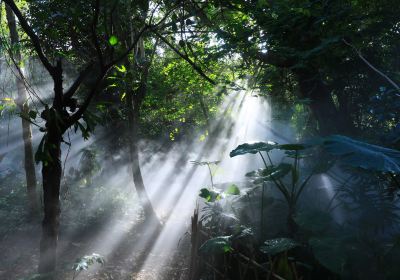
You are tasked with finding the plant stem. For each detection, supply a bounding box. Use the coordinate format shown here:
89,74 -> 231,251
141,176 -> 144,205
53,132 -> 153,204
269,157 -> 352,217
266,152 -> 274,165
259,151 -> 268,168
261,182 -> 265,239
207,163 -> 214,189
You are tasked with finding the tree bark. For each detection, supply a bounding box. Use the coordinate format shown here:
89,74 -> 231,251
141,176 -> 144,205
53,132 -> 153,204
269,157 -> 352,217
38,130 -> 62,273
125,38 -> 159,223
5,4 -> 38,215
294,68 -> 341,135
126,87 -> 159,222
38,62 -> 64,273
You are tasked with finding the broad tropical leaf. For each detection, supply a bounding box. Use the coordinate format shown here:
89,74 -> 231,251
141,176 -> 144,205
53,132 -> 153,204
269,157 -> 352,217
278,144 -> 307,151
230,141 -> 278,157
309,237 -> 346,275
322,135 -> 400,173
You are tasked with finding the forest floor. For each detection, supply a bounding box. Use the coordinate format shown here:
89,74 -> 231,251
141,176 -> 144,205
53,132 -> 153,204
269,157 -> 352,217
0,211 -> 191,280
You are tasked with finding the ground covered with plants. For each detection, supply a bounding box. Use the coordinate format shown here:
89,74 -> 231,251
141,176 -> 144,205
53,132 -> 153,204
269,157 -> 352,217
1,0 -> 400,279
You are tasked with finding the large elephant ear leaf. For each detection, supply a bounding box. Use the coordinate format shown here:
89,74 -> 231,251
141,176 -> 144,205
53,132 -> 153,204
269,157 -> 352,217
309,237 -> 347,275
322,135 -> 400,173
278,144 -> 307,151
230,141 -> 278,157
260,238 -> 300,256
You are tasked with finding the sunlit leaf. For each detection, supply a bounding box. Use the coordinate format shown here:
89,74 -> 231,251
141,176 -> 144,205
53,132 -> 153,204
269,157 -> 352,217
108,35 -> 119,46
225,184 -> 240,195
73,253 -> 105,272
115,64 -> 126,73
199,188 -> 221,202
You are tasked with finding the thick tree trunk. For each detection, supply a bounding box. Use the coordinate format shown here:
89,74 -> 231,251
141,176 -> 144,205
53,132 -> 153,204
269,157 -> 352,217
38,129 -> 62,273
38,64 -> 64,273
5,4 -> 38,215
295,68 -> 341,135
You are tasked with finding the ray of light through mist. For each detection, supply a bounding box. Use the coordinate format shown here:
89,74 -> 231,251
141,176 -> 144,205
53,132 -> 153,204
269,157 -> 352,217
0,82 -> 339,279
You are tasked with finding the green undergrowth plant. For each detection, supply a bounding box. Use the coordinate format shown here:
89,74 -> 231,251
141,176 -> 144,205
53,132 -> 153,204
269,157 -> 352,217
230,141 -> 327,237
72,253 -> 105,280
195,135 -> 400,280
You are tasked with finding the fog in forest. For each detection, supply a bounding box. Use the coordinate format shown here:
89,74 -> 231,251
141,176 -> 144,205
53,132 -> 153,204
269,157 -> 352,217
1,1 -> 400,280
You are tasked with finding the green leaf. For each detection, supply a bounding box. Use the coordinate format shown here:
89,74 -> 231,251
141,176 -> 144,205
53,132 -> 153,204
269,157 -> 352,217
246,163 -> 292,183
322,135 -> 400,173
309,237 -> 346,274
115,64 -> 126,73
294,210 -> 333,233
199,236 -> 233,255
199,188 -> 221,202
278,144 -> 307,151
73,253 -> 105,272
230,141 -> 278,157
108,35 -> 119,46
225,184 -> 240,195
260,238 -> 300,256
29,110 -> 37,119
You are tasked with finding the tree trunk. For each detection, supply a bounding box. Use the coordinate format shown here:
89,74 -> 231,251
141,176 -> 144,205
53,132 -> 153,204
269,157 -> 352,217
126,92 -> 159,222
295,68 -> 341,135
38,128 -> 62,273
38,63 -> 64,273
125,38 -> 159,223
5,4 -> 38,215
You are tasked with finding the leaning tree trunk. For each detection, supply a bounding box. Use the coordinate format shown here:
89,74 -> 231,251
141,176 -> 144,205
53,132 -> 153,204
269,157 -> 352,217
5,4 -> 38,215
125,39 -> 159,223
126,91 -> 159,222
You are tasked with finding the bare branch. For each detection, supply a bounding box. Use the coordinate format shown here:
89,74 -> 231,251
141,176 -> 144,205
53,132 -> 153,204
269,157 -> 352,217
343,39 -> 400,92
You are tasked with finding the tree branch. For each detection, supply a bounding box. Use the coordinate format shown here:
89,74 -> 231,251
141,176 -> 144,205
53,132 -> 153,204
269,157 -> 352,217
65,68 -> 110,128
63,62 -> 95,99
152,30 -> 216,85
257,51 -> 296,68
3,0 -> 55,75
343,39 -> 400,92
91,0 -> 104,68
